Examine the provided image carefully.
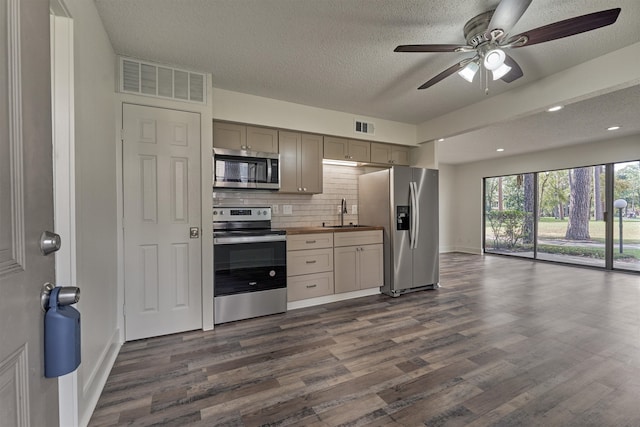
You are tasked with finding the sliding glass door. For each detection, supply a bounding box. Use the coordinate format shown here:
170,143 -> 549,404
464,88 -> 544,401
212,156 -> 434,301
484,174 -> 534,258
483,161 -> 639,272
613,161 -> 640,272
536,166 -> 605,268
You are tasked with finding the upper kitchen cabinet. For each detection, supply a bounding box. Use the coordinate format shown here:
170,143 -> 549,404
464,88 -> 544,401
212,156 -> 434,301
324,136 -> 370,163
370,143 -> 410,166
279,131 -> 323,194
213,121 -> 278,153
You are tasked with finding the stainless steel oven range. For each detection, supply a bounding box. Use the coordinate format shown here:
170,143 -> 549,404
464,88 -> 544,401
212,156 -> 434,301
213,207 -> 286,324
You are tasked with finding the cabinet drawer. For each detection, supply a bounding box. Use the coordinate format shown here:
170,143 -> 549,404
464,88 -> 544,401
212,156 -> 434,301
287,248 -> 333,275
287,271 -> 334,301
287,233 -> 333,250
334,230 -> 382,247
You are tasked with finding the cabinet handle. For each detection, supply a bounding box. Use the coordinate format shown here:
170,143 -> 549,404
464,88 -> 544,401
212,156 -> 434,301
247,145 -> 252,150
305,240 -> 316,244
303,187 -> 307,191
298,187 -> 302,191
306,284 -> 317,288
305,260 -> 317,264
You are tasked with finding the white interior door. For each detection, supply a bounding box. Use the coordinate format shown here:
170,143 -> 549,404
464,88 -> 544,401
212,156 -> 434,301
123,104 -> 202,341
0,0 -> 59,425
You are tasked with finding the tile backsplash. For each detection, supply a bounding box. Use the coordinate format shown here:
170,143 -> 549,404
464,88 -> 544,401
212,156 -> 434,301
213,165 -> 381,228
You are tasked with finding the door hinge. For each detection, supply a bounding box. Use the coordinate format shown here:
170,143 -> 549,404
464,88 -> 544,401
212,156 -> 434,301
122,304 -> 126,317
120,129 -> 124,140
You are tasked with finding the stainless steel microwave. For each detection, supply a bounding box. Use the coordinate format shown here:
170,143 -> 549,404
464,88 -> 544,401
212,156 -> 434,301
213,148 -> 280,190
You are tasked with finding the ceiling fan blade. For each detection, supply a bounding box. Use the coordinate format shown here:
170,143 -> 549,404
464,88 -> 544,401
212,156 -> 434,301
394,44 -> 468,53
418,60 -> 470,90
501,54 -> 523,83
509,8 -> 621,47
489,0 -> 533,35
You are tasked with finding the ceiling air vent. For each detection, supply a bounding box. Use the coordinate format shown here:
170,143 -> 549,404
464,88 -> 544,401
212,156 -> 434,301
119,57 -> 206,104
354,119 -> 375,136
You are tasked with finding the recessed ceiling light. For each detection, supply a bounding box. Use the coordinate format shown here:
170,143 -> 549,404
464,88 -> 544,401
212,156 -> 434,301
547,105 -> 563,112
496,148 -> 505,152
437,138 -> 445,142
607,125 -> 621,131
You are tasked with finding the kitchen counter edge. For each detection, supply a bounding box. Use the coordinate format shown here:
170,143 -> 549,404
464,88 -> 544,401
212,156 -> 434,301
284,226 -> 384,235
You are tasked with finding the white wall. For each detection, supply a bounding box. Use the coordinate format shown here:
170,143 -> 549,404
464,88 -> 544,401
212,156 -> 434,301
212,88 -> 417,146
446,134 -> 640,254
63,1 -> 119,425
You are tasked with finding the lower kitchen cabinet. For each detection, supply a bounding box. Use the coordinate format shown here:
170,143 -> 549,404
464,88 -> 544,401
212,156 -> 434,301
287,230 -> 383,301
287,271 -> 334,302
334,230 -> 383,294
287,233 -> 334,302
334,243 -> 383,293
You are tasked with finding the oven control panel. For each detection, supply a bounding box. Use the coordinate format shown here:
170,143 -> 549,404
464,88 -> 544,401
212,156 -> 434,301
212,207 -> 271,221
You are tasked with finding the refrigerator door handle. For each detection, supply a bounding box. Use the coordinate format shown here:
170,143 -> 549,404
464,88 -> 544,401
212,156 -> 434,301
409,182 -> 418,249
412,181 -> 420,249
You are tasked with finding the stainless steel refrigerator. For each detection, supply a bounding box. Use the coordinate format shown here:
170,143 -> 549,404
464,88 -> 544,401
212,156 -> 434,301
358,166 -> 439,296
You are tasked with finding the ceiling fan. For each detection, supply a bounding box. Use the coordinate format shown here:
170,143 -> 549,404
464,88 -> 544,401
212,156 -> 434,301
395,0 -> 621,90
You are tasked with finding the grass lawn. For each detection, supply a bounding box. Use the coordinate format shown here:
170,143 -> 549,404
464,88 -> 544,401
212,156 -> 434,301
537,218 -> 640,243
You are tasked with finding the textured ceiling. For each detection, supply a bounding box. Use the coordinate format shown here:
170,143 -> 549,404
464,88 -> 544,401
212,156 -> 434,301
94,0 -> 640,163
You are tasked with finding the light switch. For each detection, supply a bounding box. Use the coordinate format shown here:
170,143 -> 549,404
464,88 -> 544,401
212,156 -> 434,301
272,204 -> 279,214
352,205 -> 358,215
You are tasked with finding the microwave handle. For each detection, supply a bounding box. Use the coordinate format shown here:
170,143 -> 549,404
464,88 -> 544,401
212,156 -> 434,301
267,159 -> 273,183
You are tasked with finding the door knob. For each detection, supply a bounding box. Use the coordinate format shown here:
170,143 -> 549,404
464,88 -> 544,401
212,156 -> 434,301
190,227 -> 200,238
40,231 -> 61,255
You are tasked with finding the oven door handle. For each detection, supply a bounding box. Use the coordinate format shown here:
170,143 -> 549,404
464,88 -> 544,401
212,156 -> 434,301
214,235 -> 286,245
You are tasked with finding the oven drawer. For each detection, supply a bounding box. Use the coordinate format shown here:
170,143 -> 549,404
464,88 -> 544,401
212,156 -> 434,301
287,271 -> 334,302
287,233 -> 333,250
287,248 -> 333,275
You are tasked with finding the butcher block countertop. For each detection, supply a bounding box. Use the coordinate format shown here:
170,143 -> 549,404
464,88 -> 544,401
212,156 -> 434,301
284,225 -> 384,235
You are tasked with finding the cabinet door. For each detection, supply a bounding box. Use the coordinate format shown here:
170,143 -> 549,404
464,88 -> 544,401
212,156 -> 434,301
213,121 -> 245,150
247,126 -> 278,153
392,146 -> 410,166
323,136 -> 349,160
334,246 -> 358,293
300,133 -> 323,193
278,131 -> 300,193
348,140 -> 371,162
370,143 -> 391,164
358,244 -> 384,289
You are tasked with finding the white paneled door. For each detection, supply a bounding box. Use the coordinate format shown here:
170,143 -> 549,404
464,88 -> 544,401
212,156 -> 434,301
123,104 -> 202,340
0,0 -> 59,425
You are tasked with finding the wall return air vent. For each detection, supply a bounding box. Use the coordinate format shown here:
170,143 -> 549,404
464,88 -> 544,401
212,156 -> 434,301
119,57 -> 206,104
354,119 -> 375,136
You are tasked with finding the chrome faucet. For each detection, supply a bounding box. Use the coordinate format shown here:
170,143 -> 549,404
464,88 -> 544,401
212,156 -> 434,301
340,198 -> 348,226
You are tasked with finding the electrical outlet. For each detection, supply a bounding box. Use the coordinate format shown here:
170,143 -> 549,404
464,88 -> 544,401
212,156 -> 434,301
272,204 -> 279,214
337,205 -> 342,214
352,205 -> 358,215
283,205 -> 293,215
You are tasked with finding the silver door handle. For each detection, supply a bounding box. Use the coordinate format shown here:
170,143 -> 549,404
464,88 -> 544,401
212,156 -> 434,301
40,282 -> 80,311
40,231 -> 61,255
190,227 -> 200,239
412,182 -> 420,249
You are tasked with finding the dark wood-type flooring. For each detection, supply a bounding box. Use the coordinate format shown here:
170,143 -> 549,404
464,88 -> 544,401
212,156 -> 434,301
90,253 -> 640,426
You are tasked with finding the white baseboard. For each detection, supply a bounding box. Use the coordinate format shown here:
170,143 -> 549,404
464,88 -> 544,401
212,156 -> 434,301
288,287 -> 381,310
80,329 -> 122,427
454,246 -> 482,255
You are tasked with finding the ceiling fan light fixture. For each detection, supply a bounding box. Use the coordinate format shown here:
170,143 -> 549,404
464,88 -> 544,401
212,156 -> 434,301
491,63 -> 512,80
458,61 -> 479,82
483,48 -> 506,71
